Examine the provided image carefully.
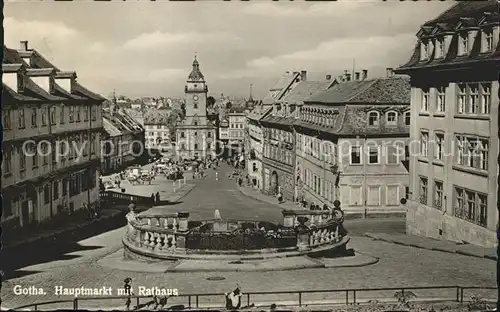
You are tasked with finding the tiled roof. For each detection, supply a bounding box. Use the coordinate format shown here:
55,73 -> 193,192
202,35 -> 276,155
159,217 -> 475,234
306,76 -> 410,105
281,80 -> 332,104
397,1 -> 500,71
228,106 -> 246,114
337,105 -> 409,136
423,1 -> 498,26
3,46 -> 25,64
262,72 -> 300,104
143,109 -> 172,125
2,83 -> 41,102
53,83 -> 86,101
103,118 -> 123,137
72,82 -> 106,101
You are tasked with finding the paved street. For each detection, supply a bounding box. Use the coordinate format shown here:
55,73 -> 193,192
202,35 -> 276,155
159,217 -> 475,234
1,163 -> 495,310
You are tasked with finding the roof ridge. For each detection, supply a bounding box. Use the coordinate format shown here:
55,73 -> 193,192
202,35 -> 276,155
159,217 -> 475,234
344,79 -> 379,103
334,104 -> 350,133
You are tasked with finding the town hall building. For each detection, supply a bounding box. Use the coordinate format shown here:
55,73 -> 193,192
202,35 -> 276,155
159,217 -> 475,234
176,56 -> 216,160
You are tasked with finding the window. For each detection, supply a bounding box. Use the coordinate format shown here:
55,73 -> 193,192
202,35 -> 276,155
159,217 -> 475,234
435,133 -> 444,161
404,111 -> 410,126
387,146 -> 399,165
30,108 -> 38,127
69,106 -> 75,122
91,135 -> 96,155
350,146 -> 361,164
421,88 -> 430,111
457,84 -> 466,114
194,144 -> 198,150
386,111 -> 397,125
194,121 -> 198,126
456,135 -> 488,171
436,86 -> 446,112
194,132 -> 198,137
44,185 -> 50,204
207,132 -> 212,138
480,83 -> 491,115
367,186 -> 381,206
421,42 -> 429,60
467,83 -> 479,114
3,109 -> 11,129
349,185 -> 362,206
482,28 -> 494,53
53,181 -> 59,200
207,143 -> 211,150
419,177 -> 428,204
19,150 -> 26,171
368,146 -> 379,164
194,103 -> 198,109
18,108 -> 25,129
3,150 -> 11,175
76,106 -> 81,122
433,181 -> 443,209
453,187 -> 487,227
458,32 -> 469,56
420,131 -> 428,157
386,185 -> 399,206
41,109 -> 47,126
32,146 -> 38,168
367,111 -> 379,126
60,106 -> 65,124
84,106 -> 89,121
91,106 -> 97,121
180,132 -> 185,138
435,37 -> 444,58
50,107 -> 56,125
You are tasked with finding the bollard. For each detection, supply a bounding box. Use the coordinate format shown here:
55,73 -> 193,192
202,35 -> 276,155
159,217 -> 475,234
184,177 -> 186,185
173,181 -> 176,191
178,180 -> 181,188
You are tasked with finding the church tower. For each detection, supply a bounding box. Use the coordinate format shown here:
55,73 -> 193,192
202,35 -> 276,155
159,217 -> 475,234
176,55 -> 216,160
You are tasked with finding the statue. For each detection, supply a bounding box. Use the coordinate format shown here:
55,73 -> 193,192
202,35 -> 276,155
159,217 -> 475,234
214,209 -> 222,220
126,203 -> 138,240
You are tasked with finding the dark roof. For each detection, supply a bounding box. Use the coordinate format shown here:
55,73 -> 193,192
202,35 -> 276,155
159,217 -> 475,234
337,105 -> 409,136
281,80 -> 332,104
72,82 -> 105,101
143,109 -> 173,125
262,72 -> 300,104
306,76 -> 410,105
423,1 -> 498,26
3,46 -> 25,64
397,1 -> 500,72
188,57 -> 204,81
229,106 -> 246,114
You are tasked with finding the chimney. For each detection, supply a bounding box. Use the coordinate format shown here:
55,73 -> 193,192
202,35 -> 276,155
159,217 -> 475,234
355,72 -> 360,81
20,41 -> 28,51
300,70 -> 307,81
386,68 -> 394,77
361,69 -> 368,80
292,71 -> 299,77
326,74 -> 332,80
345,73 -> 351,81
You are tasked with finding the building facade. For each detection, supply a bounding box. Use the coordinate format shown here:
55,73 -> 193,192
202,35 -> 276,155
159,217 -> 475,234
395,1 -> 500,247
228,108 -> 246,147
2,41 -> 104,231
296,72 -> 410,215
176,56 -> 216,160
101,105 -> 145,174
245,71 -> 302,191
144,109 -> 173,152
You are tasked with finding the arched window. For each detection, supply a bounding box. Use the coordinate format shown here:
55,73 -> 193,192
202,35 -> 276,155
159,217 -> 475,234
367,111 -> 380,126
404,111 -> 411,126
386,111 -> 397,125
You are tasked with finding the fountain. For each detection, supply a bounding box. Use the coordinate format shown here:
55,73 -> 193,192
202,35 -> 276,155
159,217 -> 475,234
122,201 -> 350,261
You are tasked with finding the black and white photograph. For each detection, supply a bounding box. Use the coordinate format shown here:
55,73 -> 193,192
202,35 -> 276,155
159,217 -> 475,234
1,0 -> 499,311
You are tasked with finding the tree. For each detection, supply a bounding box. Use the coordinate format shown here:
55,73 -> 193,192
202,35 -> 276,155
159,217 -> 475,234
207,96 -> 216,108
225,102 -> 232,110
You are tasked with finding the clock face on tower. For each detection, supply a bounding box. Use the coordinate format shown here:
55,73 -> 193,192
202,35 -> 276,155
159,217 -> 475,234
193,95 -> 199,101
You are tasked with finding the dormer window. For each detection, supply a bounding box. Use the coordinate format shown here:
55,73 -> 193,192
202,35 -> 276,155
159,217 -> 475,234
420,40 -> 430,60
458,32 -> 469,56
435,37 -> 444,59
386,111 -> 397,126
482,28 -> 494,53
404,111 -> 411,126
367,111 -> 379,126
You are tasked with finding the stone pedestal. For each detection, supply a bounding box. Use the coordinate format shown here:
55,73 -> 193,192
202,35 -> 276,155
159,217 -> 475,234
176,234 -> 186,249
178,212 -> 190,231
213,221 -> 228,232
283,212 -> 295,228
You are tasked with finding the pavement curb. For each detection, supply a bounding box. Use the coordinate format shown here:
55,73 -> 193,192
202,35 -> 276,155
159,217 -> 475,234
364,233 -> 497,261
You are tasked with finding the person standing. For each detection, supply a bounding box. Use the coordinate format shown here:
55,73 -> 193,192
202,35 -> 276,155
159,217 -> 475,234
123,277 -> 134,311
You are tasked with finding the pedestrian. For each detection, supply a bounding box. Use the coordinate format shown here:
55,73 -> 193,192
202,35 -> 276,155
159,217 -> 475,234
123,277 -> 134,311
277,192 -> 283,204
155,192 -> 160,204
151,193 -> 155,205
238,177 -> 242,187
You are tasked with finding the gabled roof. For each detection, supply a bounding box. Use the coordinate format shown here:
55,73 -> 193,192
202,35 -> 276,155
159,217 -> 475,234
424,1 -> 497,27
281,80 -> 332,104
306,76 -> 410,105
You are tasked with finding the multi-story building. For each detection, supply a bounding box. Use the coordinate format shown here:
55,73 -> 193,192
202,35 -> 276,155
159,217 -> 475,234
261,73 -> 334,200
144,109 -> 173,152
228,107 -> 246,148
101,105 -> 145,174
395,1 -> 500,247
2,41 -> 104,231
219,117 -> 230,143
245,71 -> 303,190
176,56 -> 217,161
296,70 -> 410,215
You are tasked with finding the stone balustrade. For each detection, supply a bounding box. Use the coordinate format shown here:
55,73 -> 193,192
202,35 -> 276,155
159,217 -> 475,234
282,209 -> 334,228
126,211 -> 190,254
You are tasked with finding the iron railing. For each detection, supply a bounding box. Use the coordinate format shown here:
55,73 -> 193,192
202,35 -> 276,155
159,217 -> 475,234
10,285 -> 497,311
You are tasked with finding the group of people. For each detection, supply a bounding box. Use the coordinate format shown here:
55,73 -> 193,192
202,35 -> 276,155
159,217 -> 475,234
83,203 -> 99,220
150,192 -> 161,205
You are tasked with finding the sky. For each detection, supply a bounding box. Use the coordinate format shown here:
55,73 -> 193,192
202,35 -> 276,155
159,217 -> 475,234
4,1 -> 453,99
